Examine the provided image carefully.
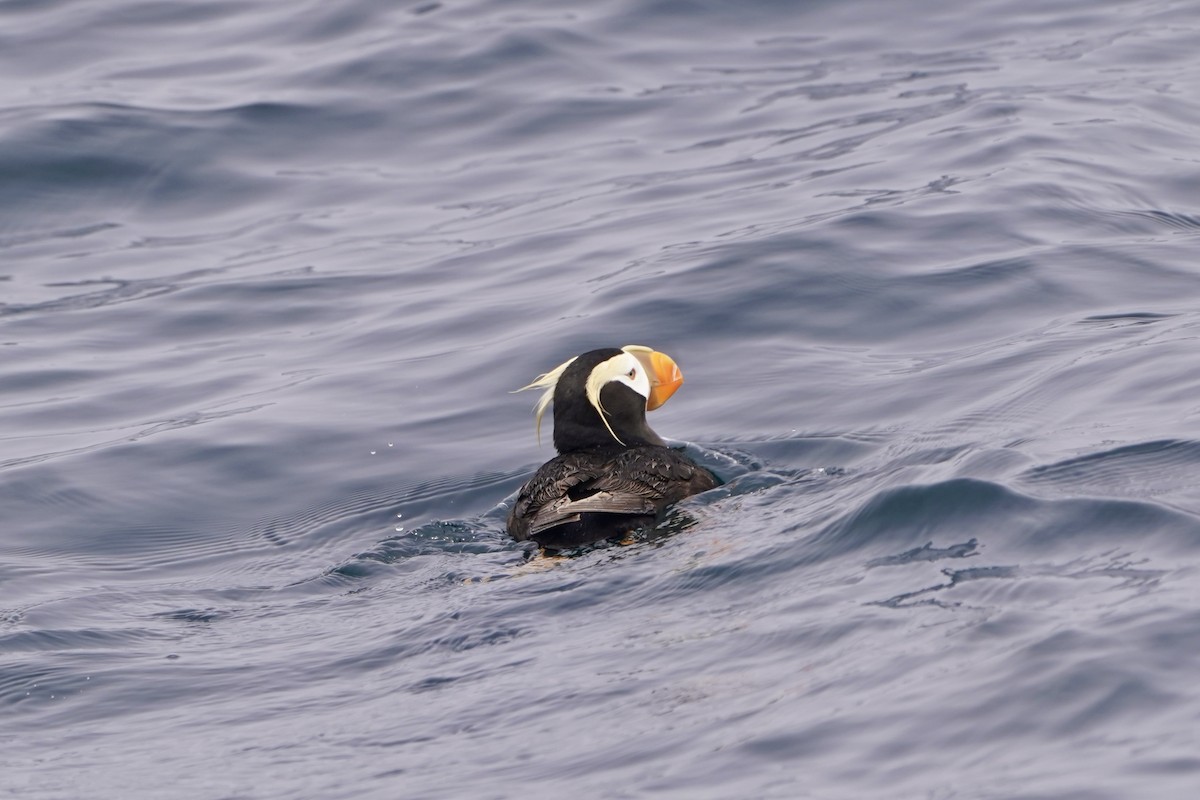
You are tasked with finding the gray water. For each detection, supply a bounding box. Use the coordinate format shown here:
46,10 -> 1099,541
3,1 -> 1200,797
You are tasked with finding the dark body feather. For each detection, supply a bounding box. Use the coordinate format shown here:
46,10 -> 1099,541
507,348 -> 718,549
508,445 -> 718,548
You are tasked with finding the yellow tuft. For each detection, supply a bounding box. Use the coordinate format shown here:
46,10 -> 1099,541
584,353 -> 635,446
512,356 -> 577,445
514,346 -> 650,447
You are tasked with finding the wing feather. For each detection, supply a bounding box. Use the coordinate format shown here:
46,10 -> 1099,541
508,446 -> 717,543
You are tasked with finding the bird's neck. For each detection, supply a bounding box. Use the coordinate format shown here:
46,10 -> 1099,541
552,415 -> 665,454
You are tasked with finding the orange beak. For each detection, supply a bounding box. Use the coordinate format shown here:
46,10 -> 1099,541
645,350 -> 684,411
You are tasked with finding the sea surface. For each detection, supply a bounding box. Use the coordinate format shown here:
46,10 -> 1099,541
3,1 -> 1200,798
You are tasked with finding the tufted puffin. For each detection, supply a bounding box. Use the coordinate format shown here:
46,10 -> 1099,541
507,345 -> 718,549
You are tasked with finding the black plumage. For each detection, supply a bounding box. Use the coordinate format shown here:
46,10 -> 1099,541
507,347 -> 718,549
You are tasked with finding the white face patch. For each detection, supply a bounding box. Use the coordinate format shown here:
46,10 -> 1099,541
585,352 -> 650,444
514,349 -> 655,446
614,352 -> 652,399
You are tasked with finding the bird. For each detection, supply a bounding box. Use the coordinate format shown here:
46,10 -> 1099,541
507,345 -> 718,549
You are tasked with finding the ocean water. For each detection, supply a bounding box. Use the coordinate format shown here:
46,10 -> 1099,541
3,0 -> 1200,797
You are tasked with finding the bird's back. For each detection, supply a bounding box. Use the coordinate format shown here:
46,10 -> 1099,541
508,445 -> 717,549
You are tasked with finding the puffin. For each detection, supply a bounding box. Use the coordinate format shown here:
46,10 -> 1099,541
507,345 -> 718,549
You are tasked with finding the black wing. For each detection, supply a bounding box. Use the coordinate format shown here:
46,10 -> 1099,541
507,446 -> 717,546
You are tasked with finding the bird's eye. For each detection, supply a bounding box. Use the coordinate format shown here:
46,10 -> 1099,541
627,368 -> 637,379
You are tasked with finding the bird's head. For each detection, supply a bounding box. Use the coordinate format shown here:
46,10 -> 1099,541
516,345 -> 686,453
